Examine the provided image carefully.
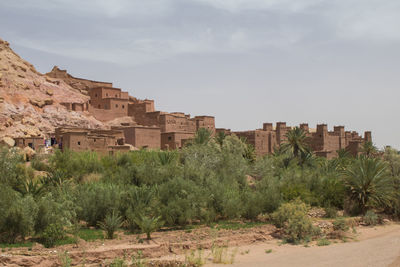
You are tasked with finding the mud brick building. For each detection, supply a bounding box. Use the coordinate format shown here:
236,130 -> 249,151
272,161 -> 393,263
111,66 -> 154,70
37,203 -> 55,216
14,136 -> 45,151
229,122 -> 371,159
54,127 -> 130,154
44,67 -> 371,157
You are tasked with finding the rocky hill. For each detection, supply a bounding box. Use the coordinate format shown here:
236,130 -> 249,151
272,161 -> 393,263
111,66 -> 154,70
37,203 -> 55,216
0,38 -> 104,139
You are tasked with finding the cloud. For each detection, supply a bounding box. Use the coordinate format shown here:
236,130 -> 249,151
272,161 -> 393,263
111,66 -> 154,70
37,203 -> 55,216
2,0 -> 400,68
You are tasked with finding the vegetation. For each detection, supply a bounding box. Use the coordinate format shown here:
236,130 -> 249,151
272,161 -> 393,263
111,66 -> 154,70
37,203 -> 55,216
98,212 -> 123,239
0,130 -> 399,248
363,210 -> 379,226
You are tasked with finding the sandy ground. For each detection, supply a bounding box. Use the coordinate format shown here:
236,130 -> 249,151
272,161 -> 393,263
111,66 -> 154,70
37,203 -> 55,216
206,223 -> 400,267
1,222 -> 400,266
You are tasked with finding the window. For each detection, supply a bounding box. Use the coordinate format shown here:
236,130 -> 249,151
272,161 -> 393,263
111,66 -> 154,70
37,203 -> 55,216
95,94 -> 97,97
115,104 -> 118,108
168,136 -> 172,141
115,94 -> 118,97
122,105 -> 125,109
94,139 -> 96,142
106,93 -> 109,96
78,141 -> 81,145
98,104 -> 101,108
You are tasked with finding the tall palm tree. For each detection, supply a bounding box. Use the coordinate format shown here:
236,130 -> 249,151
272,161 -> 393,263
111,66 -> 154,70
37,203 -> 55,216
193,128 -> 212,145
343,157 -> 395,213
214,131 -> 226,146
281,127 -> 310,158
360,141 -> 378,158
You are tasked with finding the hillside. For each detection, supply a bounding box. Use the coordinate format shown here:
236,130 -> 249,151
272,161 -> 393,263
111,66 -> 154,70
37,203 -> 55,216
0,38 -> 103,139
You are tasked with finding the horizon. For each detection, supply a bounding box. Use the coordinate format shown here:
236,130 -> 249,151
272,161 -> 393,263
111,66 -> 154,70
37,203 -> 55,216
1,0 -> 399,149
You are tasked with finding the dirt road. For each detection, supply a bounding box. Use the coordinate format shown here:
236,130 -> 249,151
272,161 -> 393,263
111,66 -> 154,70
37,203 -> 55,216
207,224 -> 400,267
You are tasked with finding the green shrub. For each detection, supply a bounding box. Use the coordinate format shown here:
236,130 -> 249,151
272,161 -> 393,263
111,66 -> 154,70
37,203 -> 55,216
363,210 -> 379,226
324,206 -> 338,218
75,183 -> 122,226
332,218 -> 349,232
317,238 -> 331,246
272,200 -> 318,243
41,223 -> 65,248
343,157 -> 395,213
134,214 -> 163,240
98,212 -> 123,239
272,200 -> 309,228
0,193 -> 38,243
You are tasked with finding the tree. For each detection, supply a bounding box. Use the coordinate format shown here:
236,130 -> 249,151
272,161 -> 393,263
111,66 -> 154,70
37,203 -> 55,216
282,127 -> 310,159
343,157 -> 395,213
189,128 -> 212,146
214,131 -> 226,146
360,141 -> 378,158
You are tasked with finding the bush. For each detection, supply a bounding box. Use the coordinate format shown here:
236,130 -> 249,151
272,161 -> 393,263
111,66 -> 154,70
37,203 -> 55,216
272,200 -> 309,228
98,212 -> 123,239
316,238 -> 331,246
343,157 -> 395,213
332,218 -> 349,232
134,214 -> 163,240
363,210 -> 379,226
41,223 -> 65,248
324,206 -> 338,218
272,200 -> 319,243
75,183 -> 123,226
0,193 -> 38,243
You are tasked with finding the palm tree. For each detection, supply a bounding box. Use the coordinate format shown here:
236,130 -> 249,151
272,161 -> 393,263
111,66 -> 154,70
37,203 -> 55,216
191,128 -> 212,145
360,141 -> 378,158
281,127 -> 310,159
343,157 -> 395,213
214,131 -> 226,146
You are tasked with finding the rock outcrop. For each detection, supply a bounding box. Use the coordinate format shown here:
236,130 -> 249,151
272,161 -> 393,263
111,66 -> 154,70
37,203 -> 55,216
0,38 -> 104,139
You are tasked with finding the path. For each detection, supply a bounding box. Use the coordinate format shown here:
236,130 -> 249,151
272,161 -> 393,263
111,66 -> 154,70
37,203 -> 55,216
207,224 -> 400,267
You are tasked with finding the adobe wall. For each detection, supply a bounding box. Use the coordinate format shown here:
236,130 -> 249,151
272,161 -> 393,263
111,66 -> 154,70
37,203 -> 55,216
161,132 -> 195,150
88,106 -> 128,122
194,116 -> 216,135
14,137 -> 45,150
113,126 -> 161,149
159,114 -> 196,133
46,66 -> 113,91
63,132 -> 89,151
234,130 -> 270,156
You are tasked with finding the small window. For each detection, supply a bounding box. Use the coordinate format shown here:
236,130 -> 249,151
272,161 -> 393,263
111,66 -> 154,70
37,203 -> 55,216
94,139 -> 96,142
115,94 -> 118,97
106,93 -> 109,97
115,104 -> 118,108
95,94 -> 98,97
122,105 -> 125,109
168,136 -> 172,141
78,141 -> 81,145
98,104 -> 101,108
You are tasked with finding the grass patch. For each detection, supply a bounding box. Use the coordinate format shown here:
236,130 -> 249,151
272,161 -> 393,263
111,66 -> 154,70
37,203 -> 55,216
77,228 -> 104,242
316,238 -> 331,246
211,243 -> 237,264
0,242 -> 34,248
265,249 -> 273,254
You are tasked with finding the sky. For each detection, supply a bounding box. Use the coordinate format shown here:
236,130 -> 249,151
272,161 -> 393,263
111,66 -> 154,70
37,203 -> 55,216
0,0 -> 399,149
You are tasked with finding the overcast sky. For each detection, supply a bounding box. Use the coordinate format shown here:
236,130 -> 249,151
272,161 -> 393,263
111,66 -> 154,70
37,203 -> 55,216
1,0 -> 399,149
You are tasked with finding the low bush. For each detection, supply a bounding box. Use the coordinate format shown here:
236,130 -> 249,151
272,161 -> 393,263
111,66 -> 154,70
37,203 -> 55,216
316,238 -> 331,246
324,206 -> 338,218
134,214 -> 163,240
272,200 -> 319,243
41,223 -> 65,248
363,210 -> 379,226
332,218 -> 349,232
98,212 -> 123,239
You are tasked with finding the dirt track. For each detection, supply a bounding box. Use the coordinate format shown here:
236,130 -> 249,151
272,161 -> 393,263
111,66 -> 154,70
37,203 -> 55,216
210,224 -> 400,267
